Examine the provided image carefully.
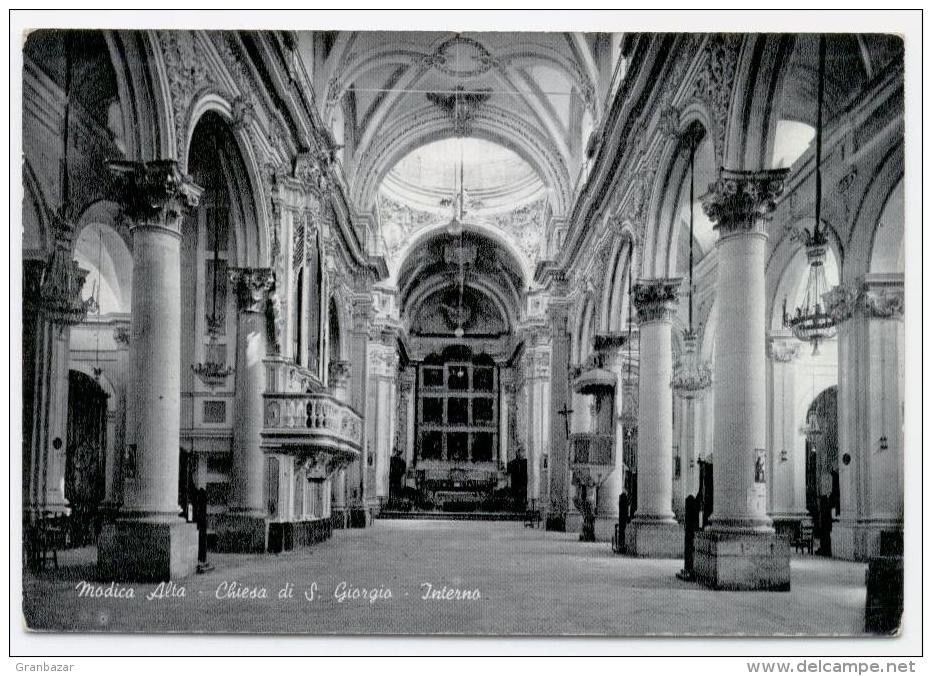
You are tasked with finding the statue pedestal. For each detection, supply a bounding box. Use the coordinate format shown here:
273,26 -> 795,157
98,519 -> 198,582
213,513 -> 267,553
625,517 -> 683,558
694,529 -> 791,591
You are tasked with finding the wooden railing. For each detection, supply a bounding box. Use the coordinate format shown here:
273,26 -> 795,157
570,433 -> 614,466
569,433 -> 616,487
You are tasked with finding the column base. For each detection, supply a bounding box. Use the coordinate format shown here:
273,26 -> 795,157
694,528 -> 791,591
545,513 -> 566,532
770,512 -> 812,543
594,516 -> 618,542
98,518 -> 198,582
834,518 -> 903,562
625,517 -> 683,558
213,513 -> 268,553
565,510 -> 582,534
348,506 -> 370,528
97,501 -> 123,523
331,508 -> 349,530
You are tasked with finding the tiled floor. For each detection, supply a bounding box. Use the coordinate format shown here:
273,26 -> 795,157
22,519 -> 869,636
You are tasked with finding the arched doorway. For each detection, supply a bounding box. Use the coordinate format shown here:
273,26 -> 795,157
803,386 -> 839,554
65,370 -> 109,545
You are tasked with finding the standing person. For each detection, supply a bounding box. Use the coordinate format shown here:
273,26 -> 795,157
389,448 -> 407,505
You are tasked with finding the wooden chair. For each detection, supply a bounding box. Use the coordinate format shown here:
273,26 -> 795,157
34,512 -> 67,571
793,523 -> 814,554
524,509 -> 541,528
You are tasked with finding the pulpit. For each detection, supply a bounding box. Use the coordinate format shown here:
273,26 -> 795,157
570,362 -> 616,541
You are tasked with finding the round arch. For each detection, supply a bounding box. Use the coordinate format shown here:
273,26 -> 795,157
73,206 -> 134,316
723,34 -> 796,171
848,142 -> 905,280
184,95 -> 270,267
604,231 -> 637,333
645,111 -> 715,279
869,178 -> 905,274
327,295 -> 349,362
353,105 -> 571,218
390,220 -> 533,289
403,274 -> 516,335
102,30 -> 173,162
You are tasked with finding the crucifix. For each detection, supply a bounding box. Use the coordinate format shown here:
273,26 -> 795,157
557,401 -> 574,439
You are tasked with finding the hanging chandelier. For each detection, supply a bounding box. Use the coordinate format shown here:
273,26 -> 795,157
799,409 -> 823,440
672,130 -> 712,399
444,90 -> 467,238
672,329 -> 712,399
191,136 -> 234,389
453,236 -> 466,337
41,32 -> 96,330
783,34 -> 838,355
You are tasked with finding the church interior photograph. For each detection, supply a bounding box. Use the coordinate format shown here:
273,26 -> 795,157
17,23 -> 909,638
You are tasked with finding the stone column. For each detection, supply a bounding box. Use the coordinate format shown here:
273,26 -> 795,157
329,359 -> 351,528
827,275 -> 904,560
499,371 -> 513,468
215,268 -> 274,552
98,160 -> 201,581
22,259 -> 44,518
626,279 -> 683,557
26,232 -> 93,517
695,168 -> 791,590
346,296 -> 372,526
766,331 -> 807,538
546,299 -> 571,531
102,319 -> 132,512
401,370 -> 417,467
367,338 -> 398,504
39,324 -> 72,513
521,328 -> 550,511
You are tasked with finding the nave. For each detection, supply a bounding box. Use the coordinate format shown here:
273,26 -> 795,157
23,519 -> 867,636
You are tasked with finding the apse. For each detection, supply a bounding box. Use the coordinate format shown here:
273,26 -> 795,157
378,137 -> 549,272
396,229 -> 524,339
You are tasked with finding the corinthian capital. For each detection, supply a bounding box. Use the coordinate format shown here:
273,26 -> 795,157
328,360 -> 352,389
228,267 -> 275,313
767,334 -> 800,363
700,168 -> 789,234
632,277 -> 681,324
824,275 -> 905,323
108,160 -> 202,233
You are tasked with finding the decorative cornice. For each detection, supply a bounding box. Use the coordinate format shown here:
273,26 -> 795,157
592,332 -> 629,355
231,94 -> 256,131
767,335 -> 800,363
113,321 -> 132,349
108,160 -> 202,232
632,278 -> 681,324
700,168 -> 789,234
824,275 -> 904,323
328,359 -> 352,389
399,369 -> 417,393
228,267 -> 275,314
38,211 -> 96,327
691,33 -> 741,164
425,85 -> 492,137
294,150 -> 334,198
266,291 -> 284,356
